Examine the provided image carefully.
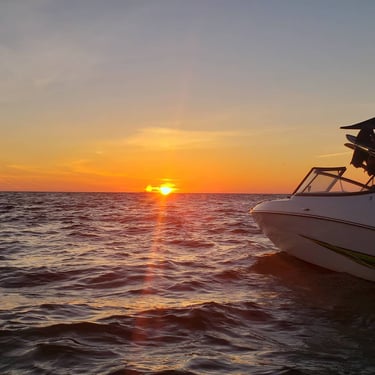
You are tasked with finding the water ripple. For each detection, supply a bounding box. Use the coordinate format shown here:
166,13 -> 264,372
0,192 -> 374,375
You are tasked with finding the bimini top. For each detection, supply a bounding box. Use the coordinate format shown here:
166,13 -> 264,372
341,117 -> 375,130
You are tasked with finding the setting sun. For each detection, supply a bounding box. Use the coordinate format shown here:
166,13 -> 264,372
159,185 -> 173,195
145,183 -> 176,195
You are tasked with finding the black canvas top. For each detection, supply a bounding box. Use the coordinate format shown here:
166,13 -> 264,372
341,117 -> 375,129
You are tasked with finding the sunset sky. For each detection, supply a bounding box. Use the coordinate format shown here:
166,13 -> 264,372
1,0 -> 375,193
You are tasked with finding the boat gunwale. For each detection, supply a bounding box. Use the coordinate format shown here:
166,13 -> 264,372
251,209 -> 375,232
294,190 -> 375,197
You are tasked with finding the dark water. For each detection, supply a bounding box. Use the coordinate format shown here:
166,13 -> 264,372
1,192 -> 374,375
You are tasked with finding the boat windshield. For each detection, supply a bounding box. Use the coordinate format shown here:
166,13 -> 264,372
293,167 -> 373,195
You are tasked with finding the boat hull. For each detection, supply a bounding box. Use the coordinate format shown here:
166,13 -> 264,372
252,197 -> 375,282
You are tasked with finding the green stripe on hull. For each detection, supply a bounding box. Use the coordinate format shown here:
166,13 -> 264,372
302,235 -> 375,269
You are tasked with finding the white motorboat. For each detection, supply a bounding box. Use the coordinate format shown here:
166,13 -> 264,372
251,118 -> 375,282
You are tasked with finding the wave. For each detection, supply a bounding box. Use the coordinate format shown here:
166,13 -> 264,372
2,301 -> 272,350
165,238 -> 214,249
0,266 -> 71,288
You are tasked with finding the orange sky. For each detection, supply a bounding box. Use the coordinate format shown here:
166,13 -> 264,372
1,2 -> 374,193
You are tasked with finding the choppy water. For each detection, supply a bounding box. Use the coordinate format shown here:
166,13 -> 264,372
0,192 -> 374,375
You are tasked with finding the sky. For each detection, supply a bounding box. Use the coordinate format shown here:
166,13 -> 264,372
1,0 -> 375,193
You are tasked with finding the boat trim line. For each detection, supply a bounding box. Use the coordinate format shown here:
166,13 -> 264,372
302,235 -> 375,269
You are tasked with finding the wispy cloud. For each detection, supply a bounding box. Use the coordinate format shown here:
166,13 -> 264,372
316,151 -> 351,158
121,127 -> 239,150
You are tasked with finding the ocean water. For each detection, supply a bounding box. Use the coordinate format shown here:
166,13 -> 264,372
1,192 -> 374,375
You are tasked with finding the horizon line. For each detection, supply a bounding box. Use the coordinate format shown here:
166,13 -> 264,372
0,190 -> 287,195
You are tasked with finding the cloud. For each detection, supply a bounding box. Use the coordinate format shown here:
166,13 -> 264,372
122,127 -> 238,150
317,151 -> 351,158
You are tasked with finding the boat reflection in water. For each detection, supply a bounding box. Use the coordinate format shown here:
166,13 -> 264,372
251,118 -> 375,282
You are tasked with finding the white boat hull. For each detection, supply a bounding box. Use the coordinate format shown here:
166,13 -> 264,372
252,195 -> 375,282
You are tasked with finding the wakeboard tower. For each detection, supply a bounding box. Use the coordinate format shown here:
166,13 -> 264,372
341,117 -> 375,176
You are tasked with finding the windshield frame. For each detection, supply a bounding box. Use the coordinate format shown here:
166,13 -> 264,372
293,167 -> 372,196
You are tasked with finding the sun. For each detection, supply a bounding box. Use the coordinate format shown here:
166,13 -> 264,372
159,185 -> 173,196
145,183 -> 176,195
